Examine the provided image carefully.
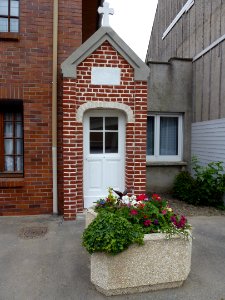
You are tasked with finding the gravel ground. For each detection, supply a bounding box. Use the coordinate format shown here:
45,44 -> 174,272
162,194 -> 225,216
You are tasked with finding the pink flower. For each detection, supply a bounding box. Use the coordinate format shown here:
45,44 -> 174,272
152,194 -> 161,201
136,194 -> 148,201
130,209 -> 138,215
171,215 -> 187,229
144,219 -> 151,227
162,210 -> 167,215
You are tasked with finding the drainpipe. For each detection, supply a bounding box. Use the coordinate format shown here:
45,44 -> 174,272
52,0 -> 58,214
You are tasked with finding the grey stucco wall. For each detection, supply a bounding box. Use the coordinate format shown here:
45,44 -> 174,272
147,58 -> 192,193
146,163 -> 187,193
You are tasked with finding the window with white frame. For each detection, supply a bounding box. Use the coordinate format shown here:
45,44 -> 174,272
147,114 -> 183,162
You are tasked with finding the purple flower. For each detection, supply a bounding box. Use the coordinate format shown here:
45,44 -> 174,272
171,216 -> 177,223
154,219 -> 159,225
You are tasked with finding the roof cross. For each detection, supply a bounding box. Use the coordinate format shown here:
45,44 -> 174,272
98,2 -> 114,27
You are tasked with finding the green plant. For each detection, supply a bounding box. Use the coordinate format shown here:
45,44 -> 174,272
82,191 -> 191,255
82,211 -> 144,255
192,157 -> 225,206
173,157 -> 225,207
173,171 -> 196,204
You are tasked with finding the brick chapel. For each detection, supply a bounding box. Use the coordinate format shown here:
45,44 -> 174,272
0,1 -> 149,220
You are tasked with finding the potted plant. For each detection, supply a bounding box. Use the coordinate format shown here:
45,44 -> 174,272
82,188 -> 192,296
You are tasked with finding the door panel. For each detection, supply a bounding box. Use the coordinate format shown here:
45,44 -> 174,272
104,158 -> 122,189
87,159 -> 103,190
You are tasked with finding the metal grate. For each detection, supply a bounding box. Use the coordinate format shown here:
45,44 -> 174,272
19,226 -> 48,239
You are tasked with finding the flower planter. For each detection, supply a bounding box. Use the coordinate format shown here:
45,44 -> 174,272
86,209 -> 192,296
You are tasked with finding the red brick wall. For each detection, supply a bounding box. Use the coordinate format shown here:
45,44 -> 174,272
0,0 -> 82,216
62,41 -> 147,220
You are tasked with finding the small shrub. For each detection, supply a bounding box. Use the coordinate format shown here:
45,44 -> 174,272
173,157 -> 225,207
82,211 -> 144,255
192,157 -> 225,207
173,171 -> 196,204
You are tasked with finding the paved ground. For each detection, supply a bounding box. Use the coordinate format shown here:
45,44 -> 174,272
0,215 -> 225,300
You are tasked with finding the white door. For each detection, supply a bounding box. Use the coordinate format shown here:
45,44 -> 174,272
83,110 -> 125,208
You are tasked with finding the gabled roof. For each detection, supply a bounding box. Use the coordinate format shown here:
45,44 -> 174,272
61,26 -> 150,81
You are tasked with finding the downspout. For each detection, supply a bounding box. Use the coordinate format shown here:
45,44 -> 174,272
52,0 -> 58,214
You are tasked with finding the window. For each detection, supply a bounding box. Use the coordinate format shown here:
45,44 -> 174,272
89,117 -> 118,154
0,0 -> 19,33
0,103 -> 23,176
147,114 -> 183,162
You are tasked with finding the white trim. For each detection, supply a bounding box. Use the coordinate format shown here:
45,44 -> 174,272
147,114 -> 183,162
193,34 -> 225,62
76,101 -> 135,123
162,0 -> 194,40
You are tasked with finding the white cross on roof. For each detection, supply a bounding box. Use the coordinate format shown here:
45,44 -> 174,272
98,2 -> 114,27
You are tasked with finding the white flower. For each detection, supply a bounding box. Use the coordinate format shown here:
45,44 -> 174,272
131,200 -> 138,206
130,195 -> 136,201
122,195 -> 130,205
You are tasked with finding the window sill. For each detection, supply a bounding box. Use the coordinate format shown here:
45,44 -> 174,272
0,32 -> 20,40
146,161 -> 187,167
0,178 -> 24,188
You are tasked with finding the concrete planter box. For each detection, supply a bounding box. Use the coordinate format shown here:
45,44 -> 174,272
86,208 -> 192,296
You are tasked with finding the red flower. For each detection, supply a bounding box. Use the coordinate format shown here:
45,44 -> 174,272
162,210 -> 167,215
176,216 -> 187,229
137,194 -> 148,201
152,194 -> 161,201
137,203 -> 145,209
143,219 -> 151,227
130,209 -> 138,215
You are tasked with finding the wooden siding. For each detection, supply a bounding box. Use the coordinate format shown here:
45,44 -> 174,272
147,0 -> 225,123
192,118 -> 225,166
147,0 -> 224,62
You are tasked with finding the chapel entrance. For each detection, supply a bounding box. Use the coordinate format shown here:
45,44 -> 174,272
83,110 -> 125,208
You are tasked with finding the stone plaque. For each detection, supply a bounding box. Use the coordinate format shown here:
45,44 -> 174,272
91,67 -> 121,85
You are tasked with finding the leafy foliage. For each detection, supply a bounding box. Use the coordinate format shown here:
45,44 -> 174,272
82,189 -> 191,255
173,157 -> 225,207
82,211 -> 144,255
173,171 -> 196,204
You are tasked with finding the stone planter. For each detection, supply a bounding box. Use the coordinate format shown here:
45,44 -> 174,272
86,209 -> 192,296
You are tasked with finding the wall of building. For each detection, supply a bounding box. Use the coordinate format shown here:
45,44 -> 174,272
192,118 -> 225,166
146,58 -> 192,192
146,163 -> 187,193
147,0 -> 225,123
147,0 -> 225,62
82,0 -> 101,42
0,0 -> 83,216
147,0 -> 225,193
